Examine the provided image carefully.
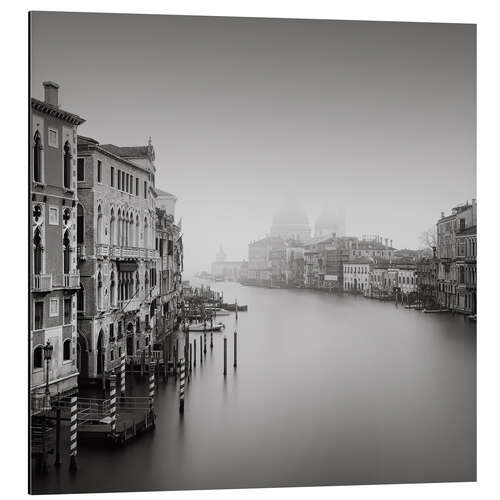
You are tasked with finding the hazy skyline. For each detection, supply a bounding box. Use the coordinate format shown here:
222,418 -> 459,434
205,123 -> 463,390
31,13 -> 476,275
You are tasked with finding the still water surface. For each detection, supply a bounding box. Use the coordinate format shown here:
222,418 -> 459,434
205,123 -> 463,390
32,280 -> 476,493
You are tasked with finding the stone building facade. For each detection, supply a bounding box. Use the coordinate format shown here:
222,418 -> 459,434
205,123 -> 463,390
31,82 -> 85,400
76,136 -> 160,381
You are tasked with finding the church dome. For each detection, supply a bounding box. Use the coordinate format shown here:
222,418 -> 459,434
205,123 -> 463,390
270,199 -> 310,242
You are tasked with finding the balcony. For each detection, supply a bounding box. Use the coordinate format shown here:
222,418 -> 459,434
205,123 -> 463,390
96,243 -> 109,259
64,273 -> 80,289
119,298 -> 141,313
32,274 -> 52,292
77,244 -> 87,260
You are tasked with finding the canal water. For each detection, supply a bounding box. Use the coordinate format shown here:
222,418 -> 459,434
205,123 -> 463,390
32,280 -> 476,494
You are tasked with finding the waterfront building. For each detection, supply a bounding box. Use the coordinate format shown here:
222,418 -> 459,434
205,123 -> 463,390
269,240 -> 304,287
270,199 -> 311,242
343,260 -> 372,293
31,82 -> 85,402
416,254 -> 438,307
247,236 -> 284,286
396,266 -> 418,295
436,200 -> 477,312
155,200 -> 183,345
303,234 -> 336,288
76,135 -> 160,382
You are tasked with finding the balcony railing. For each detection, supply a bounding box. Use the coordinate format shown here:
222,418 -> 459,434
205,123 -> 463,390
96,243 -> 109,259
119,298 -> 141,313
108,246 -> 160,260
32,274 -> 52,292
77,244 -> 87,260
64,273 -> 80,288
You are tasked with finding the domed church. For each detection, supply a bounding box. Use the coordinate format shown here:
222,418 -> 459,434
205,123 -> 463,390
270,199 -> 311,242
314,207 -> 346,237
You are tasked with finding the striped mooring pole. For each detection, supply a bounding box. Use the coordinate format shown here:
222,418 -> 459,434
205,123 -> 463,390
179,358 -> 185,414
69,395 -> 78,472
109,374 -> 117,435
120,354 -> 126,398
149,364 -> 155,415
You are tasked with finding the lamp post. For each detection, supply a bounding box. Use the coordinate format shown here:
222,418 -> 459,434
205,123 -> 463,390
43,340 -> 53,411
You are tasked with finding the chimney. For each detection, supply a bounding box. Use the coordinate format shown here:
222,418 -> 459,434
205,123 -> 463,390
432,246 -> 437,259
390,239 -> 393,248
43,81 -> 59,107
441,211 -> 445,218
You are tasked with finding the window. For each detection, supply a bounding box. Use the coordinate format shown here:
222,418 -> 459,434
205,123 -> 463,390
144,181 -> 147,199
33,227 -> 43,275
125,174 -> 129,193
136,178 -> 139,195
63,339 -> 71,361
77,158 -> 85,181
109,323 -> 115,341
63,229 -> 71,274
97,160 -> 102,183
122,171 -> 126,191
117,170 -> 121,190
49,298 -> 59,317
64,298 -> 72,324
33,346 -> 43,369
63,141 -> 72,189
110,166 -> 114,187
49,206 -> 58,225
48,128 -> 58,147
33,131 -> 43,182
77,204 -> 84,244
77,285 -> 85,312
34,302 -> 44,330
459,218 -> 465,231
110,350 -> 114,361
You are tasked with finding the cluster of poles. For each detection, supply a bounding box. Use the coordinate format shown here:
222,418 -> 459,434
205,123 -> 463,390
178,311 -> 238,414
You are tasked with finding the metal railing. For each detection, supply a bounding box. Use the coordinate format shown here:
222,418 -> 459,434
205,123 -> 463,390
96,243 -> 110,258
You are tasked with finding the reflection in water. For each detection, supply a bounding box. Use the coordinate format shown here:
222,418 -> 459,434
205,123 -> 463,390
32,280 -> 476,494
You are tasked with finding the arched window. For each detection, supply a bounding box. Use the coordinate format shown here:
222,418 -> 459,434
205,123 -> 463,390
77,285 -> 85,312
97,272 -> 103,310
63,141 -> 72,189
63,339 -> 71,361
110,271 -> 116,307
63,229 -> 71,275
77,204 -> 84,244
135,271 -> 140,294
33,345 -> 43,369
33,227 -> 43,275
110,208 -> 115,246
135,215 -> 140,247
144,271 -> 149,296
129,213 -> 134,247
97,205 -> 103,244
116,209 -> 121,246
144,216 -> 149,248
33,131 -> 42,182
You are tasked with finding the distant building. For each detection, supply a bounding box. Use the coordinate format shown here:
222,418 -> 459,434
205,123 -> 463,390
210,246 -> 243,280
314,207 -> 346,237
270,199 -> 310,242
343,260 -> 372,293
269,240 -> 305,287
247,236 -> 285,285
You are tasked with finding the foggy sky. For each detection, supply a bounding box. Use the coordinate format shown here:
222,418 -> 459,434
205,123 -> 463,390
31,13 -> 476,274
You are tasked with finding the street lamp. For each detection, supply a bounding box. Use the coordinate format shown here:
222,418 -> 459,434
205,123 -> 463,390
43,340 -> 53,411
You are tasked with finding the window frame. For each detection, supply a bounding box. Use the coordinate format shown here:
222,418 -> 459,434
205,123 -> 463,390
49,297 -> 59,318
63,339 -> 72,362
77,157 -> 85,182
48,127 -> 59,148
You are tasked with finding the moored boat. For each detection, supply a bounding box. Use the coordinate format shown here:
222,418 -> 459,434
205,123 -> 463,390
187,321 -> 225,332
221,303 -> 248,312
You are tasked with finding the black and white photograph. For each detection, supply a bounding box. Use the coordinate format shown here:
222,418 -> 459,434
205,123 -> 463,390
28,9 -> 479,496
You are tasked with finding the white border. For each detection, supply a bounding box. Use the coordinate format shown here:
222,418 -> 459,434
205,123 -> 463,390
2,1 -> 499,500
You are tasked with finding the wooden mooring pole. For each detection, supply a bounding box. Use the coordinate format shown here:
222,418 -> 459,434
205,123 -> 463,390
233,330 -> 237,368
194,338 -> 197,366
54,408 -> 61,467
223,336 -> 227,376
